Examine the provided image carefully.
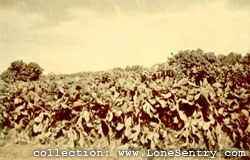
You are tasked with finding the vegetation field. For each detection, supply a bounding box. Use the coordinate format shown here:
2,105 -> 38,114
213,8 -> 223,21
0,49 -> 249,159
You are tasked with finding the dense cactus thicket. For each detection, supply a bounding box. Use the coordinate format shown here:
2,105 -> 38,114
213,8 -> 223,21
0,49 -> 249,157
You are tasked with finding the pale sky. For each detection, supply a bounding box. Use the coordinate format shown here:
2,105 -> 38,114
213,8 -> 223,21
1,0 -> 250,74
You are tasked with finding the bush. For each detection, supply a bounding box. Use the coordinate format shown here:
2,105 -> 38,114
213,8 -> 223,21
125,65 -> 147,73
0,60 -> 43,83
166,49 -> 218,84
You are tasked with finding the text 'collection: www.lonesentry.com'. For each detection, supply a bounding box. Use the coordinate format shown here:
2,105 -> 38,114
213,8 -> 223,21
33,148 -> 248,158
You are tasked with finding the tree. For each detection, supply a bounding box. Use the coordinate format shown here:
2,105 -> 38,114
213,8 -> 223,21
0,60 -> 43,83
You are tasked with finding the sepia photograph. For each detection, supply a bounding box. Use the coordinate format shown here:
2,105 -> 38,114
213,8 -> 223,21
0,0 -> 249,159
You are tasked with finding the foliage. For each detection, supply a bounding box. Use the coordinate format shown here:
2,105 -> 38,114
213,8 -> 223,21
1,60 -> 43,83
0,50 -> 249,158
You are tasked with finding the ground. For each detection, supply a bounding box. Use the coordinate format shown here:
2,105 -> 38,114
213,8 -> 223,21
0,138 -> 245,160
